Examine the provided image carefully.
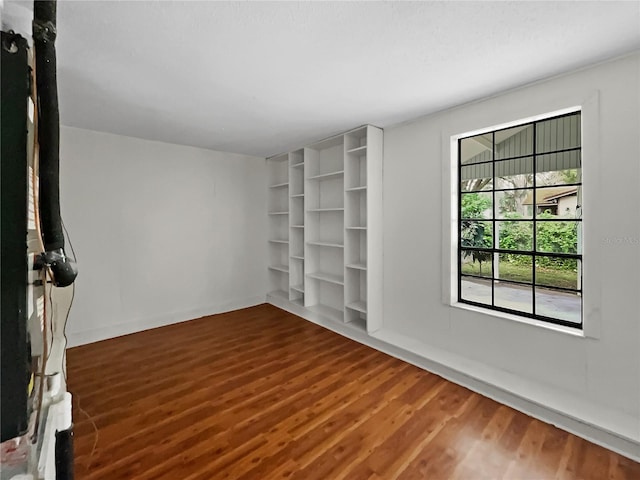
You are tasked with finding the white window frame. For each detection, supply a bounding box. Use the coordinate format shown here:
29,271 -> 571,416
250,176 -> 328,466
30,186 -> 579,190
441,92 -> 601,339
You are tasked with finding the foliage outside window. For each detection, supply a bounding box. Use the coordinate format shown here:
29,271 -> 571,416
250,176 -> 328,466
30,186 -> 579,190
458,111 -> 582,327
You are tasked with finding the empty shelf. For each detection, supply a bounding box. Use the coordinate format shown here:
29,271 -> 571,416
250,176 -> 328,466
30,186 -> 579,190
346,226 -> 367,230
291,225 -> 304,228
346,263 -> 367,270
290,193 -> 304,198
346,145 -> 367,154
268,211 -> 289,215
346,301 -> 367,313
291,284 -> 304,293
269,239 -> 289,244
307,241 -> 344,248
267,290 -> 288,300
290,255 -> 304,260
346,186 -> 367,192
308,304 -> 343,323
307,208 -> 344,212
269,182 -> 289,189
268,264 -> 289,273
291,162 -> 304,168
307,271 -> 344,285
307,170 -> 344,181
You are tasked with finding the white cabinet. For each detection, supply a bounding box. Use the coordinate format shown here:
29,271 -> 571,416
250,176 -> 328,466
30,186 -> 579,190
266,125 -> 382,333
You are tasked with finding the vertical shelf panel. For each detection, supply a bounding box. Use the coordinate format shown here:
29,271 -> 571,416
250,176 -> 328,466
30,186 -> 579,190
366,127 -> 383,333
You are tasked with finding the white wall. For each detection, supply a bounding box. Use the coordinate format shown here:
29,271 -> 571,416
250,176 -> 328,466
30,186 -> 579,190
380,53 -> 640,455
60,127 -> 267,346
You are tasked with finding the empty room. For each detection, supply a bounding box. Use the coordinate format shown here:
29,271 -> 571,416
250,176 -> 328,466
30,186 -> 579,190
1,1 -> 640,479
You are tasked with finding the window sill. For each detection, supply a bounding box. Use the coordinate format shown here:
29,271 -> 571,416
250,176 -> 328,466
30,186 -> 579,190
452,301 -> 585,338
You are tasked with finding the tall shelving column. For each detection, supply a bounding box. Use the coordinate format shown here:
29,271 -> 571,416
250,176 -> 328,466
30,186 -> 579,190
344,128 -> 368,328
304,137 -> 345,322
289,149 -> 305,305
344,126 -> 383,332
267,154 -> 290,299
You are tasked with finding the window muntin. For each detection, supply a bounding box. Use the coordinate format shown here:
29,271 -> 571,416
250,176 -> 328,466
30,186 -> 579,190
458,112 -> 582,328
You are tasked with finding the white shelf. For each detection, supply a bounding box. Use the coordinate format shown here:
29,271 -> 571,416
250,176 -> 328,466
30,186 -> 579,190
290,255 -> 304,260
291,162 -> 304,168
291,284 -> 305,293
268,264 -> 289,273
307,241 -> 344,248
346,145 -> 367,154
346,300 -> 367,314
346,263 -> 367,271
346,186 -> 367,192
290,193 -> 304,198
268,239 -> 289,244
307,304 -> 343,323
307,271 -> 344,286
307,208 -> 344,212
269,182 -> 289,189
291,225 -> 304,228
307,170 -> 344,181
268,211 -> 289,215
267,290 -> 289,300
346,226 -> 367,230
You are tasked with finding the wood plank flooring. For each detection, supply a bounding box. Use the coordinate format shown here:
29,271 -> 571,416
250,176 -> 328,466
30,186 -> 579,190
67,304 -> 640,479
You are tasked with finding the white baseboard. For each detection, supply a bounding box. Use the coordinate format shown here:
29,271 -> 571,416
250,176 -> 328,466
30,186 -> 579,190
66,296 -> 265,347
267,294 -> 640,462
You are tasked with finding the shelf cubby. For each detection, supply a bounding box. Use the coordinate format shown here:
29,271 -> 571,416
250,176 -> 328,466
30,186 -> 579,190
268,153 -> 289,185
306,271 -> 344,286
268,264 -> 289,273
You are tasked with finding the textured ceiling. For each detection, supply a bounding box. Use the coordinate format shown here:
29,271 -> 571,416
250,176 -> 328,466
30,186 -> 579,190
4,1 -> 640,157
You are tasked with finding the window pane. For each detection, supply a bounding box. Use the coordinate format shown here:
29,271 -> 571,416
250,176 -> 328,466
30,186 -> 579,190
535,113 -> 581,154
495,124 -> 533,160
535,287 -> 581,324
535,221 -> 580,254
461,164 -> 493,192
461,250 -> 493,278
460,192 -> 492,219
496,190 -> 533,219
461,220 -> 493,249
494,157 -> 534,189
534,186 -> 580,218
497,253 -> 533,283
497,221 -> 532,251
535,151 -> 581,185
535,258 -> 580,290
461,276 -> 491,305
460,134 -> 493,165
494,281 -> 533,314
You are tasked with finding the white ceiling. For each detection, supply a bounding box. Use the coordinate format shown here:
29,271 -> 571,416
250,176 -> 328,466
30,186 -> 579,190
5,1 -> 640,157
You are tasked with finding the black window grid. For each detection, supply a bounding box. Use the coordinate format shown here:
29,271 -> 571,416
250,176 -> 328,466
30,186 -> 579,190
457,111 -> 583,329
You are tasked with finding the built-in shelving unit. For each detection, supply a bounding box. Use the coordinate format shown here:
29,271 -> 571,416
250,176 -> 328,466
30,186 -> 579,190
266,125 -> 383,334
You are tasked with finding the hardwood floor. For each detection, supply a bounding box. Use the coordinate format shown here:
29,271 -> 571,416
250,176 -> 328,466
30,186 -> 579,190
67,304 -> 640,479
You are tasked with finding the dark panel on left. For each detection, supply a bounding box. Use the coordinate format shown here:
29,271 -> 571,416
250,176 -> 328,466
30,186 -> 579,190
1,31 -> 30,442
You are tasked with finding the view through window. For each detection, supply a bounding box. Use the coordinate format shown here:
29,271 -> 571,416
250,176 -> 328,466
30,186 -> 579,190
458,111 -> 582,327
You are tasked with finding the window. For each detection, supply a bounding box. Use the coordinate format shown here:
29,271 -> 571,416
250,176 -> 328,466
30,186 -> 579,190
458,111 -> 582,328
